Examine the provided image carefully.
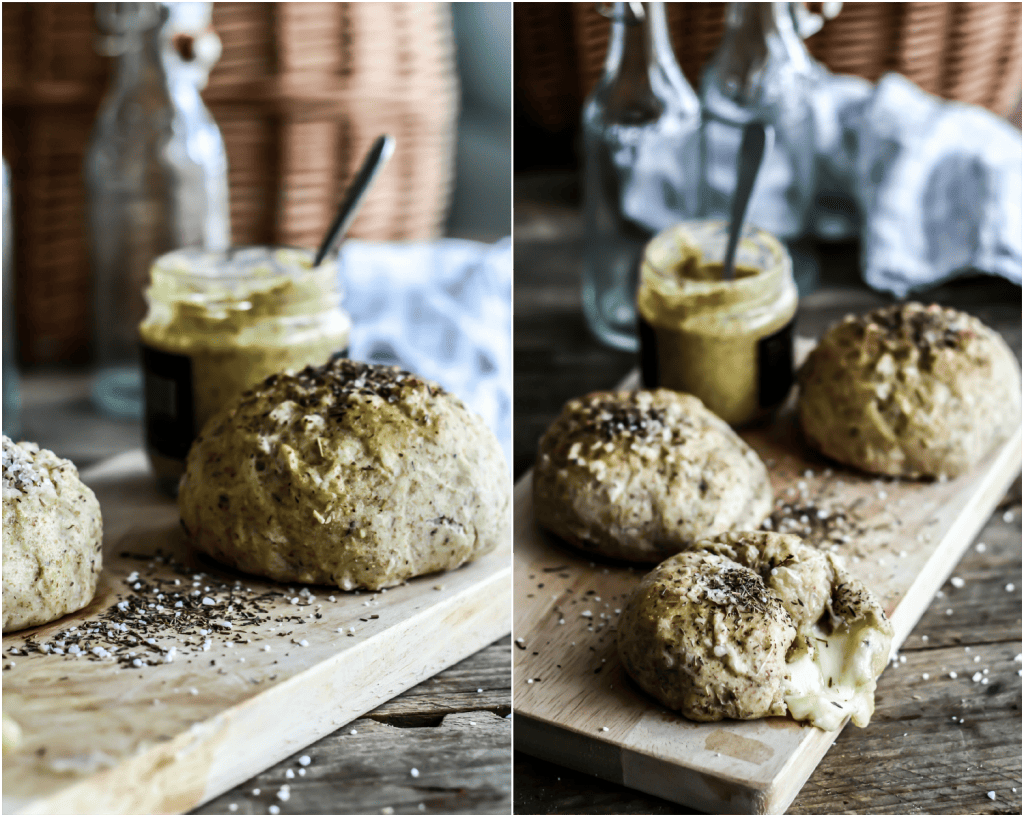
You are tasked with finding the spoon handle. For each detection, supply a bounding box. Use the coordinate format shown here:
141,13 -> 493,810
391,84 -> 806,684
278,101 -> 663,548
721,122 -> 772,282
314,134 -> 396,266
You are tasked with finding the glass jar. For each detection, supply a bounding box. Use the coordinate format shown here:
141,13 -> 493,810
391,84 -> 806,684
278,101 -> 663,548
637,220 -> 796,425
581,1 -> 701,352
139,247 -> 351,493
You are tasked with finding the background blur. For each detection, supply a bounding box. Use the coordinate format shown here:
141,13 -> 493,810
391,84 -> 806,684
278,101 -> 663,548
515,1 -> 1022,171
2,1 -> 511,367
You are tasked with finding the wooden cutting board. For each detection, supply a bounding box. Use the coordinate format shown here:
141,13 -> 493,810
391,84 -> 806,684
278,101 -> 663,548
2,450 -> 511,815
513,370 -> 1022,815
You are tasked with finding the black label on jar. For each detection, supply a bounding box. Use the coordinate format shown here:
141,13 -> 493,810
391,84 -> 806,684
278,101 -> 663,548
638,315 -> 659,388
141,344 -> 195,462
758,318 -> 794,408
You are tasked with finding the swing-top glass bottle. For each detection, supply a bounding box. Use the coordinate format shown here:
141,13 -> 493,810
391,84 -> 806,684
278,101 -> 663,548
86,1 -> 229,418
581,1 -> 701,352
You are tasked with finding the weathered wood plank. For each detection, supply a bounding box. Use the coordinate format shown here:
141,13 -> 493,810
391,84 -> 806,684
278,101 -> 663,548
194,640 -> 512,816
195,711 -> 511,816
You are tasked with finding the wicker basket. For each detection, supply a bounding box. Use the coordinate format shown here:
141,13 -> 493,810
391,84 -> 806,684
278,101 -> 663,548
516,2 -> 1023,133
2,2 -> 458,364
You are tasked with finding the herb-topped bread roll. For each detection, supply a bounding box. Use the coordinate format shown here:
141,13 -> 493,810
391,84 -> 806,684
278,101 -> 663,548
178,359 -> 510,591
532,389 -> 772,562
617,531 -> 894,731
799,302 -> 1021,478
2,436 -> 103,633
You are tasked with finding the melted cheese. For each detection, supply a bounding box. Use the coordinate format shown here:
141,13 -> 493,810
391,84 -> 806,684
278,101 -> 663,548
782,620 -> 888,731
2,711 -> 22,754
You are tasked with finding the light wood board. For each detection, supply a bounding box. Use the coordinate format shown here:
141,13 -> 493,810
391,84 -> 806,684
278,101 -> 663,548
513,370 -> 1022,815
2,450 -> 512,815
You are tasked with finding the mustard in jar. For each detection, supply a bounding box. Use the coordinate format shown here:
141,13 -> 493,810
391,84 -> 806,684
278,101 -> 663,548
636,221 -> 797,426
139,246 -> 351,492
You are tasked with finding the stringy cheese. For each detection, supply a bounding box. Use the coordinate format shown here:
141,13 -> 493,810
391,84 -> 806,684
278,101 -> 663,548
783,619 -> 889,731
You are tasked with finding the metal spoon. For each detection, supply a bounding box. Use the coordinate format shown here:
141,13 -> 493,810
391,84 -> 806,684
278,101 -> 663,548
313,134 -> 396,266
721,121 -> 772,281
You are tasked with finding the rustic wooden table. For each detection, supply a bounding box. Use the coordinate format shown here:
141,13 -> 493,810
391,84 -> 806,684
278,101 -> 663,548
512,173 -> 1022,815
11,372 -> 511,816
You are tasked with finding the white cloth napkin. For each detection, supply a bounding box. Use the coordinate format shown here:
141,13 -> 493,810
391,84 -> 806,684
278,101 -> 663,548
338,238 -> 512,465
815,72 -> 1022,297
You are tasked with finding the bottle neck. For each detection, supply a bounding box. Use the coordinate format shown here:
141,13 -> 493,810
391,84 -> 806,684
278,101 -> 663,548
712,2 -> 813,104
111,12 -> 203,107
601,2 -> 696,121
115,25 -> 168,92
604,2 -> 676,80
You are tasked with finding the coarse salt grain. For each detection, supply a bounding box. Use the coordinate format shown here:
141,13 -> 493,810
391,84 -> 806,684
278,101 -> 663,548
285,769 -> 294,779
1006,583 -> 1015,592
410,768 -> 420,778
298,755 -> 310,766
950,577 -> 965,589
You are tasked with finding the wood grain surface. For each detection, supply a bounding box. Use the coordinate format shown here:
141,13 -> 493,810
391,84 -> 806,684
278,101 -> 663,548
511,172 -> 1023,815
2,450 -> 511,815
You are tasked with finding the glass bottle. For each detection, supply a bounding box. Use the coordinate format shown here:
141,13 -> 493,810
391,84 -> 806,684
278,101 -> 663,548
86,2 -> 229,418
697,2 -> 819,242
581,1 -> 701,352
2,157 -> 20,440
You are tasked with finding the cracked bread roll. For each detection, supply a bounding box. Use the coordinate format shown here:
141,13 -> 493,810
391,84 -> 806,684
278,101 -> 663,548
2,436 -> 103,633
532,389 -> 771,562
178,359 -> 510,591
617,531 -> 893,731
799,302 -> 1021,478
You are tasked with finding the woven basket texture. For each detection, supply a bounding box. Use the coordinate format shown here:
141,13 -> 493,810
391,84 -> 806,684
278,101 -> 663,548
2,2 -> 458,364
515,2 -> 1023,133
